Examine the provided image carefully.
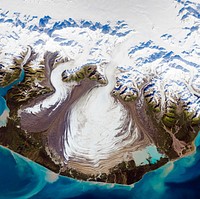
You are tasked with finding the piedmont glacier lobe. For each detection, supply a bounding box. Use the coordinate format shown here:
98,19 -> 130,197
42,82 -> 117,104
63,62 -> 139,173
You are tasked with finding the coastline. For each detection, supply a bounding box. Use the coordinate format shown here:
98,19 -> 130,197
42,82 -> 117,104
0,54 -> 169,184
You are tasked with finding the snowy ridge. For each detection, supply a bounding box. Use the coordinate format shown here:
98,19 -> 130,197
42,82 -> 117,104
113,39 -> 200,119
0,8 -> 132,71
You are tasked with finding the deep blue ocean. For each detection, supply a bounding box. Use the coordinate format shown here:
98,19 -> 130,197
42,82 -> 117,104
0,65 -> 200,199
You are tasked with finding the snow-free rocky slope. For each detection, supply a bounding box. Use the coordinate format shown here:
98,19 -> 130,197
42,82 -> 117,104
0,0 -> 200,184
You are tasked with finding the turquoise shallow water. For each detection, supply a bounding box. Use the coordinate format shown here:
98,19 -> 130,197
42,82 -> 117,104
146,145 -> 164,164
